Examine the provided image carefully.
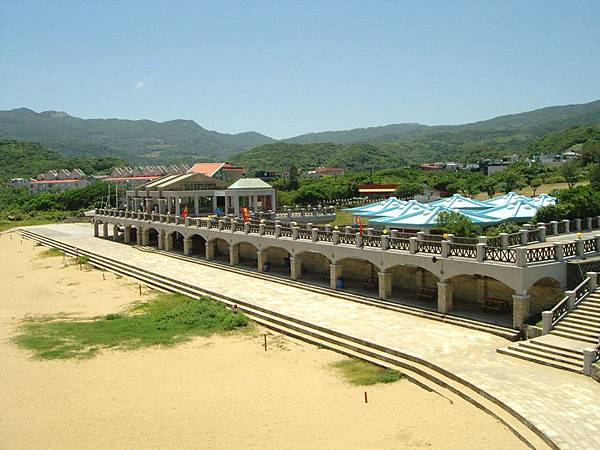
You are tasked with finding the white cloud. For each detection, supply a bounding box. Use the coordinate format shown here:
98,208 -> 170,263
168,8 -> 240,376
134,77 -> 148,90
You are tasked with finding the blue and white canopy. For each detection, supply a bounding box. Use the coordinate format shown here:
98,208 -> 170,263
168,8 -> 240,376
482,192 -> 529,207
469,200 -> 541,222
369,206 -> 499,228
366,200 -> 433,220
525,194 -> 557,208
429,193 -> 490,210
343,199 -> 389,213
349,197 -> 407,217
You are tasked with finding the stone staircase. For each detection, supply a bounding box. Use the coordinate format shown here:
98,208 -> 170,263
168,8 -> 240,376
498,287 -> 600,373
552,291 -> 600,344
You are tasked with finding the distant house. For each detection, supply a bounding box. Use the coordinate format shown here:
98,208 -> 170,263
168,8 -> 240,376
307,167 -> 345,177
9,178 -> 30,188
29,178 -> 90,194
254,171 -> 278,181
103,164 -> 190,188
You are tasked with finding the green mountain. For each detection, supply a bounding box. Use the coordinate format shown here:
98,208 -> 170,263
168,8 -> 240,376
285,99 -> 600,162
0,140 -> 124,183
231,142 -> 406,173
0,108 -> 275,163
526,125 -> 600,156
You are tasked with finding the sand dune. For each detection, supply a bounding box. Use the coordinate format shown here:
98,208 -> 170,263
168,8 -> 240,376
0,233 -> 526,449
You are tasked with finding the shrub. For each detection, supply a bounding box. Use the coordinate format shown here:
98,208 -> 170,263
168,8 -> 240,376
435,210 -> 479,237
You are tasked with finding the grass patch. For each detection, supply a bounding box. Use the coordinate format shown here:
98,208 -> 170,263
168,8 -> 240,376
331,359 -> 404,385
13,293 -> 249,360
40,247 -> 63,258
75,255 -> 89,265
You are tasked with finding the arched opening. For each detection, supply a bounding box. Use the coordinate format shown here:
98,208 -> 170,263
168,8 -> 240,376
263,246 -> 291,276
336,257 -> 379,297
190,234 -> 206,258
296,251 -> 331,286
528,277 -> 563,316
170,231 -> 185,253
389,265 -> 439,311
448,274 -> 515,327
129,226 -> 138,244
212,238 -> 230,263
237,242 -> 258,269
147,228 -> 159,248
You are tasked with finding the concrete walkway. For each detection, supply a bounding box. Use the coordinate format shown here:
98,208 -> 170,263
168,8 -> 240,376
22,224 -> 600,450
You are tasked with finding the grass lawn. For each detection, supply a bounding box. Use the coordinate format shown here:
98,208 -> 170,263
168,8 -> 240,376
474,181 -> 589,200
331,359 -> 404,385
329,210 -> 354,227
39,247 -> 64,258
13,293 -> 250,360
0,217 -> 61,232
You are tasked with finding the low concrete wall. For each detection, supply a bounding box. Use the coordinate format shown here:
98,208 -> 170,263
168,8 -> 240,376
592,363 -> 600,383
524,324 -> 543,340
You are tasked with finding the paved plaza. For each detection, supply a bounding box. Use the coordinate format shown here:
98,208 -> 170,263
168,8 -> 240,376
21,224 -> 600,449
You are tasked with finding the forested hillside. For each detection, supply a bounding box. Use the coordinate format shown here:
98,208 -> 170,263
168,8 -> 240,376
0,140 -> 124,183
0,108 -> 274,163
231,142 -> 407,173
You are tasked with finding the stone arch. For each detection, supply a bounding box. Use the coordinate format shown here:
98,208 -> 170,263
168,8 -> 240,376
169,230 -> 185,253
447,274 -> 515,326
527,277 -> 564,315
235,241 -> 259,268
295,250 -> 331,284
388,264 -> 439,307
335,257 -> 380,296
146,227 -> 160,247
189,233 -> 207,257
263,246 -> 291,275
211,238 -> 230,262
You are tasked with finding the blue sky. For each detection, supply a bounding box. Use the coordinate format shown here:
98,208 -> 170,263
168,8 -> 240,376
1,1 -> 599,138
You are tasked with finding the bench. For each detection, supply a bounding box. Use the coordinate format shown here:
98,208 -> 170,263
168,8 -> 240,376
418,287 -> 437,302
483,297 -> 510,313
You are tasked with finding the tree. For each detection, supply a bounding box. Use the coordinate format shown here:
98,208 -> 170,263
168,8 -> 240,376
560,161 -> 580,189
393,181 -> 422,200
497,172 -> 525,194
529,178 -> 543,196
435,210 -> 479,237
481,179 -> 497,199
287,163 -> 300,190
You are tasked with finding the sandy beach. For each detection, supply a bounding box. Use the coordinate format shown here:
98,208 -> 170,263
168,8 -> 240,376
0,232 -> 526,449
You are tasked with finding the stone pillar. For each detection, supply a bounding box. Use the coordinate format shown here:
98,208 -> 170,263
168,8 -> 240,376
409,237 -> 418,254
206,240 -> 215,260
537,226 -> 546,242
142,228 -> 149,246
330,263 -> 343,290
102,222 -> 109,239
520,229 -> 529,246
437,281 -> 453,314
554,242 -> 564,261
175,196 -> 181,216
164,233 -> 173,251
512,294 -> 531,330
257,250 -> 265,272
93,221 -> 99,237
549,221 -> 558,235
378,271 -> 392,300
136,227 -> 143,245
476,243 -> 486,262
562,219 -> 571,233
441,240 -> 450,258
158,198 -> 166,214
183,238 -> 192,256
224,196 -> 230,215
124,225 -> 131,244
586,217 -> 593,230
158,230 -> 165,250
194,196 -> 200,216
576,239 -> 585,258
229,244 -> 239,266
575,218 -> 582,232
290,256 -> 301,280
500,233 -> 509,248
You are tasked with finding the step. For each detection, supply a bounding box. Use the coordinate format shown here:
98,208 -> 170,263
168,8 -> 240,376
570,310 -> 600,321
578,303 -> 600,311
496,347 -> 581,373
527,337 -> 587,356
519,342 -> 583,363
576,305 -> 600,315
553,324 -> 598,338
20,229 -> 554,450
550,330 -> 598,344
557,316 -> 600,335
560,317 -> 600,331
506,344 -> 583,366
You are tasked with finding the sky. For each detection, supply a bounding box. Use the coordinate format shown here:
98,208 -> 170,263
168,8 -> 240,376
1,0 -> 600,139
